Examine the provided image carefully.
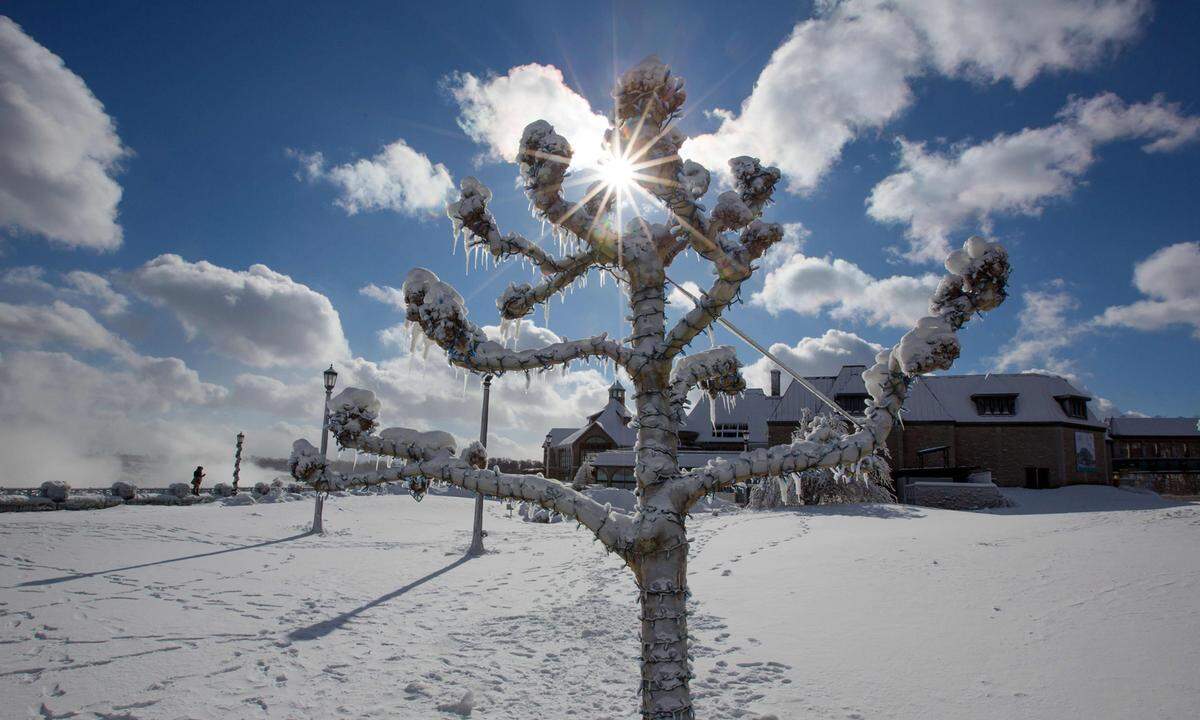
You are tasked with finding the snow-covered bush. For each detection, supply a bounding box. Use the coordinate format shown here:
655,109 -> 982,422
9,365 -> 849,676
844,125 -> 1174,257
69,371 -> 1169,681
572,460 -> 595,489
288,56 -> 1010,718
220,493 -> 256,506
211,482 -> 235,497
111,481 -> 137,500
167,483 -> 192,499
748,411 -> 895,509
39,480 -> 70,502
253,481 -> 272,496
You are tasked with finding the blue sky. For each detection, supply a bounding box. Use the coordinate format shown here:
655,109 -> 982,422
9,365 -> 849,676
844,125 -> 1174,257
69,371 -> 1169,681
1,1 -> 1198,481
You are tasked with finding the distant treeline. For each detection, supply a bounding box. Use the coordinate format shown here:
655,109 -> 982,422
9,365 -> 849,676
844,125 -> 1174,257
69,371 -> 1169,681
251,455 -> 541,475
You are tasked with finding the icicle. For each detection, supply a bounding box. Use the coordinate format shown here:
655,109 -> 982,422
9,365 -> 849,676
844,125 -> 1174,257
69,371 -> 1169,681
525,371 -> 531,392
706,325 -> 716,348
709,394 -> 717,428
375,455 -> 381,471
352,450 -> 359,470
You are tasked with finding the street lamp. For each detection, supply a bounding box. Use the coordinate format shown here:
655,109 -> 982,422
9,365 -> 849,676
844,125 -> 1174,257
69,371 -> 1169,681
313,364 -> 337,534
319,364 -> 338,458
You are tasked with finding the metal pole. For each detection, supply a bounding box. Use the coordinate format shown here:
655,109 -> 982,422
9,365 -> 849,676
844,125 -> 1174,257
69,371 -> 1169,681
313,386 -> 333,534
468,374 -> 492,556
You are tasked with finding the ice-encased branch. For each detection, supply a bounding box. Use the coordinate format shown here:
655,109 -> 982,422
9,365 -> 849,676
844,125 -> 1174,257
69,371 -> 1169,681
289,390 -> 634,552
679,237 -> 1011,506
402,267 -> 630,373
666,346 -> 745,422
660,220 -> 783,358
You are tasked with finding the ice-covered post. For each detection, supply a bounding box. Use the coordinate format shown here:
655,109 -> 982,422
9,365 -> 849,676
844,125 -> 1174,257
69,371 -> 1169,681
233,431 -> 244,494
468,374 -> 492,556
289,56 -> 1011,719
313,363 -> 338,534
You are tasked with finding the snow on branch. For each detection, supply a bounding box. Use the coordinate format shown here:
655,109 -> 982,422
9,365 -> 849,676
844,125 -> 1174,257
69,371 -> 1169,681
661,220 -> 783,357
402,267 -> 629,374
289,389 -> 634,552
680,236 -> 1010,506
666,346 -> 745,422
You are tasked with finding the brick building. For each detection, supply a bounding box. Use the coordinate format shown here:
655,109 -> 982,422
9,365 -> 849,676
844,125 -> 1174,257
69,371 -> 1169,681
1108,416 -> 1200,495
545,366 -> 1120,490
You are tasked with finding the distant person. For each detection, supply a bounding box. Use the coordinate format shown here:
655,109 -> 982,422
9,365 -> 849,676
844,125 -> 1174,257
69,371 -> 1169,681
191,466 -> 205,496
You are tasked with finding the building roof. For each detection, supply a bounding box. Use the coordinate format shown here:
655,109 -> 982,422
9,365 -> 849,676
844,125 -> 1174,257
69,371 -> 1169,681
544,428 -> 575,447
683,388 -> 781,444
555,397 -> 636,448
770,369 -> 1105,428
1109,416 -> 1200,438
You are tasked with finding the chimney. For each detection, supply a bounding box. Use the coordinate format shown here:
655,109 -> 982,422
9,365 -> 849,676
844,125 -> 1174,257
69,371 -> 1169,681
770,369 -> 781,397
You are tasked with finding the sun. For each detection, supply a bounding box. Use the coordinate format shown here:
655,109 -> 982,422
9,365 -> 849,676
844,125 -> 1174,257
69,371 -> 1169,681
597,153 -> 638,191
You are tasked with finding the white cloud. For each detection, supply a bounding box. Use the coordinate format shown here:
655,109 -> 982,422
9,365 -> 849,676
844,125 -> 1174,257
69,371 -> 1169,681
681,0 -> 1148,192
0,17 -> 127,250
1094,241 -> 1200,338
666,280 -> 703,314
994,281 -> 1081,373
360,282 -> 406,310
751,249 -> 939,328
128,254 -> 351,368
290,139 -> 454,216
0,299 -> 225,407
743,329 -> 884,392
445,63 -> 609,169
63,270 -> 128,316
868,93 -> 1200,261
0,350 -> 272,488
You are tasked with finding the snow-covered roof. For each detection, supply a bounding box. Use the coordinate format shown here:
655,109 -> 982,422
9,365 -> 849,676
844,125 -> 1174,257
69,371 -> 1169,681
769,369 -> 1105,428
683,388 -> 781,444
1109,417 -> 1200,438
544,428 -> 575,446
589,449 -> 737,469
556,397 -> 637,448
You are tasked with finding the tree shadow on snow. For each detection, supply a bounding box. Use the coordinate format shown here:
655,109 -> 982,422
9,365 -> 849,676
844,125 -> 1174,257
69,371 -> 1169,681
771,503 -> 926,520
15,532 -> 311,587
287,553 -> 471,641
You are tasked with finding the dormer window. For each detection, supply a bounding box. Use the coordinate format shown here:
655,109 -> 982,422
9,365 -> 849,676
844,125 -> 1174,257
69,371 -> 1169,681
1058,396 -> 1088,419
835,394 -> 869,414
713,423 -> 749,439
973,394 -> 1017,416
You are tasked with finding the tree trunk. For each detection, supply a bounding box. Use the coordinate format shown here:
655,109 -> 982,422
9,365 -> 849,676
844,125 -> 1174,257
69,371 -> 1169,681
635,542 -> 692,719
312,492 -> 325,534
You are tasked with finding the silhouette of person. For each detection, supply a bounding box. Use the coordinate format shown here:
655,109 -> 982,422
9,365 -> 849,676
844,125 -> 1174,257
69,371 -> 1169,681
191,466 -> 205,496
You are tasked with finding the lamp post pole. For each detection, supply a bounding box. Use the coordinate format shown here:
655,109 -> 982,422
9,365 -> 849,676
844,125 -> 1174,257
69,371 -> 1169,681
468,374 -> 492,556
313,364 -> 338,534
233,432 -> 244,494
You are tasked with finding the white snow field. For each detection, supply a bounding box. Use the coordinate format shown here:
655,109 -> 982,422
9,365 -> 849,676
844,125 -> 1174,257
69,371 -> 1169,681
2,487 -> 1198,719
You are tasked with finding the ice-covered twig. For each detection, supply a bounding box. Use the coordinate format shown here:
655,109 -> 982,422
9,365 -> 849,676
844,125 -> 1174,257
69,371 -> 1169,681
666,346 -> 745,422
661,221 -> 783,358
403,267 -> 630,373
680,236 -> 1010,506
289,395 -> 634,552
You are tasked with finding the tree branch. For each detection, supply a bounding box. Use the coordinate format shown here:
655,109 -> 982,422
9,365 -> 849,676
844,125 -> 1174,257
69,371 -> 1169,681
677,237 -> 1011,508
660,221 -> 783,358
402,267 -> 630,374
289,404 -> 635,553
666,346 -> 745,422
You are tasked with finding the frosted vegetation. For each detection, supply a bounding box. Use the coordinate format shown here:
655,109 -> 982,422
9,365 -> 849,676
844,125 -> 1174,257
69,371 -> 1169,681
288,56 -> 1010,718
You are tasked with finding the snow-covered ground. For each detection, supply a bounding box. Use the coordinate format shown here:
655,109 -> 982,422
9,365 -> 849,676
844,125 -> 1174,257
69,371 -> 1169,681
2,487 -> 1197,719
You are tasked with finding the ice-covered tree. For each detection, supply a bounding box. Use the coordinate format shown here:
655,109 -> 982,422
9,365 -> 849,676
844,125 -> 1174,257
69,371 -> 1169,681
289,57 -> 1010,719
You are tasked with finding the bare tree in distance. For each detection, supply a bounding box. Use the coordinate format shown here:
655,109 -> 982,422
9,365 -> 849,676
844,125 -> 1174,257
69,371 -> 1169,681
290,56 -> 1011,719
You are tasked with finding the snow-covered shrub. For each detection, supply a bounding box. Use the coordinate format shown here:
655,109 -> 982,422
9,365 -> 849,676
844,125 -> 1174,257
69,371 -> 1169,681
110,481 -> 137,500
211,482 -> 235,497
39,480 -> 70,502
167,482 -> 192,499
253,481 -> 272,496
749,411 -> 894,509
572,460 -> 595,489
220,493 -> 256,506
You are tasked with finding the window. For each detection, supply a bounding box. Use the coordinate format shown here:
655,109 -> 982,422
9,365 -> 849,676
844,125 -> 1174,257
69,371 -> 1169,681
835,394 -> 869,414
713,423 -> 749,439
973,395 -> 1017,416
1058,396 -> 1088,419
